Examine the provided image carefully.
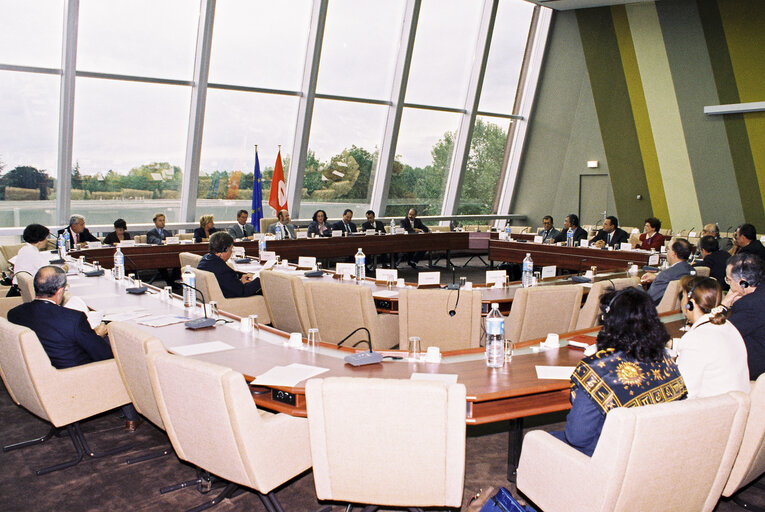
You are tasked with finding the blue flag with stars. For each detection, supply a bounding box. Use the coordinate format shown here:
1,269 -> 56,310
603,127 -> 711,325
251,150 -> 264,232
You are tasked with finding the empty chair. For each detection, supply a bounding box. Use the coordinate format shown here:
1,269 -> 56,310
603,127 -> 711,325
15,272 -> 35,303
178,252 -> 202,268
505,285 -> 583,344
0,296 -> 24,318
260,270 -> 311,335
576,277 -> 640,330
260,217 -> 277,234
133,234 -> 147,244
148,350 -> 311,511
510,226 -> 532,234
694,265 -> 710,277
398,288 -> 483,351
304,280 -> 398,350
306,377 -> 466,509
656,278 -> 683,313
0,318 -> 131,475
191,267 -> 270,323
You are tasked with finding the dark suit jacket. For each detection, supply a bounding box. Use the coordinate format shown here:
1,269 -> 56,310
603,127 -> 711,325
537,227 -> 561,243
193,227 -> 219,243
742,240 -> 765,260
307,221 -> 332,237
647,260 -> 693,304
728,286 -> 765,380
361,220 -> 385,234
7,300 -> 112,369
553,226 -> 588,244
146,227 -> 172,245
589,227 -> 629,248
57,226 -> 99,244
400,217 -> 430,234
102,231 -> 132,245
227,222 -> 256,239
694,250 -> 730,290
331,220 -> 357,234
197,253 -> 261,298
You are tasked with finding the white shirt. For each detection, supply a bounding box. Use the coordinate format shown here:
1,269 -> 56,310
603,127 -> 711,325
676,314 -> 751,399
12,243 -> 53,284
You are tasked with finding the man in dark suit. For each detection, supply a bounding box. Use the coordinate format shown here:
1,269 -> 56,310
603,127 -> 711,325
735,223 -> 765,260
57,214 -> 99,246
694,235 -> 730,290
722,253 -> 765,380
537,215 -> 560,243
197,232 -> 261,298
267,210 -> 297,239
7,266 -> 140,430
227,209 -> 256,239
331,209 -> 357,235
642,238 -> 694,304
553,214 -> 588,245
399,208 -> 430,268
361,210 -> 385,234
589,216 -> 629,249
146,212 -> 173,245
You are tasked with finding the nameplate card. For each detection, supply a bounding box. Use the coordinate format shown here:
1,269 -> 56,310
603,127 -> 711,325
533,235 -> 544,244
118,240 -> 135,247
296,231 -> 308,239
498,231 -> 508,241
375,268 -> 398,283
88,241 -> 102,249
297,256 -> 316,269
166,236 -> 180,244
259,250 -> 276,261
232,246 -> 245,258
335,262 -> 355,277
417,272 -> 441,288
541,265 -> 556,279
253,233 -> 264,241
689,231 -> 697,238
365,229 -> 376,235
648,254 -> 660,266
395,227 -> 407,234
660,245 -> 667,253
619,242 -> 632,251
330,230 -> 342,238
485,270 -> 507,287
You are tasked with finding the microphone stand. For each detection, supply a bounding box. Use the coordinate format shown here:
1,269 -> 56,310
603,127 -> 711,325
338,327 -> 383,366
175,280 -> 217,329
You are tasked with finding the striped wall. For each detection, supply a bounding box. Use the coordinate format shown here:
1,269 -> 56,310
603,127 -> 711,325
513,0 -> 765,232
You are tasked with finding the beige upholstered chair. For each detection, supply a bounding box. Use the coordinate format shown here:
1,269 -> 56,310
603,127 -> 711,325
179,233 -> 194,241
723,374 -> 765,506
693,265 -> 710,277
576,277 -> 640,330
15,272 -> 35,303
191,267 -> 270,323
133,234 -> 147,244
148,351 -> 311,511
0,243 -> 24,273
656,278 -> 683,313
510,226 -> 532,234
260,270 -> 311,335
260,216 -> 277,233
306,377 -> 466,509
304,280 -> 398,350
0,318 -> 131,475
0,296 -> 23,318
517,391 -> 750,512
505,285 -> 583,344
178,251 -> 202,268
397,288 -> 482,351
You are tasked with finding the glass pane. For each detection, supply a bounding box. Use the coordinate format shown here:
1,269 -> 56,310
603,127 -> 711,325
405,0 -> 483,108
479,0 -> 534,114
304,99 -> 388,218
209,0 -> 312,90
71,78 -> 189,224
456,116 -> 511,215
77,0 -> 198,80
316,0 -> 406,100
197,89 -> 300,224
0,1 -> 64,69
386,108 -> 461,217
0,71 -> 60,226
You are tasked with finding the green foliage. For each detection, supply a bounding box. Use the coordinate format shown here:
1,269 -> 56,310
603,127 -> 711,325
0,165 -> 54,200
457,119 -> 507,214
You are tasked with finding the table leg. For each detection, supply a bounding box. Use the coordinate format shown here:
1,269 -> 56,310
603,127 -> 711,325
507,418 -> 524,482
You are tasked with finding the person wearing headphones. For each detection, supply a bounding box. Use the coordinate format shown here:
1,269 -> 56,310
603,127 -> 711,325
674,276 -> 749,399
722,253 -> 765,380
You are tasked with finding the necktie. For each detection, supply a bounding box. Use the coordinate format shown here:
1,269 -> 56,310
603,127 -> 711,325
608,233 -> 612,245
345,223 -> 349,233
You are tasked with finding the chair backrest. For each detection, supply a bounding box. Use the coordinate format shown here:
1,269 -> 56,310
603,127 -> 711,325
0,318 -> 47,418
506,285 -> 583,343
724,374 -> 765,497
179,252 -> 203,268
510,226 -> 531,234
656,278 -> 683,313
191,267 -> 225,304
260,217 -> 277,233
0,244 -> 24,271
16,272 -> 35,303
693,265 -> 710,277
576,277 -> 640,330
133,234 -> 147,244
260,270 -> 311,336
397,288 -> 482,351
306,377 -> 466,508
592,391 -> 749,512
108,321 -> 166,429
0,296 -> 23,319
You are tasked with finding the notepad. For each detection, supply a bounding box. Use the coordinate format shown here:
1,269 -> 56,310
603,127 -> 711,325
535,366 -> 576,380
171,341 -> 235,356
252,363 -> 329,387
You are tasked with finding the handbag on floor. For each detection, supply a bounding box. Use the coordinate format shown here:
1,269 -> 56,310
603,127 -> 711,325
479,487 -> 537,512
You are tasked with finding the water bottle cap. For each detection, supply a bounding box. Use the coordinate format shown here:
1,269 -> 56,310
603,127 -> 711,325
526,253 -> 530,257
491,303 -> 499,309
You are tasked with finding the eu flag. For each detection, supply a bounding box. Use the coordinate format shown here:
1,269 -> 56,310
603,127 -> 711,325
251,149 -> 264,232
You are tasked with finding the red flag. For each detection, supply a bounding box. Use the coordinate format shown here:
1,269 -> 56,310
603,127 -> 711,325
268,149 -> 288,214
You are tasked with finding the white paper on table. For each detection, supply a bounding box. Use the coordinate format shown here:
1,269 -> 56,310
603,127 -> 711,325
335,262 -> 355,277
485,270 -> 506,286
418,272 -> 440,286
298,256 -> 316,268
261,259 -> 277,270
375,268 -> 398,282
85,310 -> 104,329
259,250 -> 276,261
535,366 -> 576,380
64,295 -> 89,313
137,315 -> 190,327
533,235 -> 544,243
541,265 -> 556,279
103,309 -> 152,322
648,254 -> 660,266
411,373 -> 458,384
252,363 -> 329,387
372,290 -> 399,299
171,341 -> 235,356
234,263 -> 262,273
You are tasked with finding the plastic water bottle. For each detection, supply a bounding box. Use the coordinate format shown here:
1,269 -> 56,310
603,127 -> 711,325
57,234 -> 66,259
113,247 -> 125,280
505,225 -> 511,240
522,253 -> 533,288
566,229 -> 574,247
275,224 -> 283,240
182,265 -> 196,308
63,229 -> 71,251
485,303 -> 505,368
355,248 -> 366,281
390,218 -> 396,234
258,236 -> 267,258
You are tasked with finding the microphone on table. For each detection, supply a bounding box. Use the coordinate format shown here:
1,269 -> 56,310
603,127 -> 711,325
448,285 -> 461,317
174,280 -> 217,330
338,327 -> 382,366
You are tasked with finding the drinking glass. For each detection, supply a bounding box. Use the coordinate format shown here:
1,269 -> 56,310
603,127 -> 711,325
409,336 -> 421,361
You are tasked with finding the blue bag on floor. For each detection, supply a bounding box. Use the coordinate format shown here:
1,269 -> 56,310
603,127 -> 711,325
479,487 -> 537,512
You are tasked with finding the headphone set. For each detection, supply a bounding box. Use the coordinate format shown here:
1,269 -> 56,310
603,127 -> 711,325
685,277 -> 715,313
603,286 -> 628,315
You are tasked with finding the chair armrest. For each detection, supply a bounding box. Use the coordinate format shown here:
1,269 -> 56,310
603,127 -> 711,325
219,296 -> 271,324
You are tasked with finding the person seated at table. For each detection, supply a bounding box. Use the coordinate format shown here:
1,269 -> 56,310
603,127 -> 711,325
701,223 -> 732,253
634,217 -> 665,251
674,276 -> 749,399
641,238 -> 693,304
193,214 -> 218,243
537,215 -> 559,243
146,213 -> 172,245
549,288 -> 687,456
267,209 -> 296,239
11,224 -> 61,294
552,214 -> 587,245
102,219 -> 132,245
361,210 -> 385,234
332,208 -> 357,235
57,214 -> 99,246
694,235 -> 730,290
734,223 -> 765,260
307,209 -> 332,238
398,208 -> 430,269
589,216 -> 629,249
7,266 -> 142,430
226,209 -> 256,239
198,232 -> 261,298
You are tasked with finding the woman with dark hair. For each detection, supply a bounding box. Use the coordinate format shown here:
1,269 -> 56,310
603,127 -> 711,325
550,288 -> 687,456
307,209 -> 332,238
674,276 -> 749,399
11,224 -> 55,294
102,218 -> 132,245
636,217 -> 665,251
